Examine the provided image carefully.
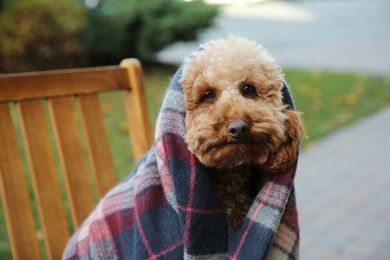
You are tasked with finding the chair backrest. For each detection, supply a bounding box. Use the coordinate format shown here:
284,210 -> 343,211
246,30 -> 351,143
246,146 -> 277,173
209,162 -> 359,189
0,59 -> 153,260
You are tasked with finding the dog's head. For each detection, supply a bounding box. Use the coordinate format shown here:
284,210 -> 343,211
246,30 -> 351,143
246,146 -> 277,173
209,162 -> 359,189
180,36 -> 304,172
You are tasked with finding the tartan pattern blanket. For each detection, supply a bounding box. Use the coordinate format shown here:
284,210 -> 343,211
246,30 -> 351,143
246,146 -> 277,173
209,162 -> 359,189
63,65 -> 300,259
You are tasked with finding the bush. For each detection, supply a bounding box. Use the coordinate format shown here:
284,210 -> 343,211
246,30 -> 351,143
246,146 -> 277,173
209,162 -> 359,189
0,0 -> 218,72
0,0 -> 87,73
85,0 -> 219,65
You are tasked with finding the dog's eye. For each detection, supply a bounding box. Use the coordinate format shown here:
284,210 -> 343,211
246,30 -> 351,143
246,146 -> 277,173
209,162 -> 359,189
201,90 -> 215,101
242,85 -> 256,97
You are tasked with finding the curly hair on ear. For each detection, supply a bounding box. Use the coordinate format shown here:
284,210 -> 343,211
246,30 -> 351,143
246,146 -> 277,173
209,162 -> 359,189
264,109 -> 305,173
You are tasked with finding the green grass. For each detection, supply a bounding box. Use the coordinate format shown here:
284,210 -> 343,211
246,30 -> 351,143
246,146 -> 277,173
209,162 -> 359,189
0,66 -> 389,259
283,68 -> 390,146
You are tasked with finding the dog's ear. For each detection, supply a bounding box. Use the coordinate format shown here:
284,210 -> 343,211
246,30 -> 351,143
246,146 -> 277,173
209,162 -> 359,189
265,109 -> 305,173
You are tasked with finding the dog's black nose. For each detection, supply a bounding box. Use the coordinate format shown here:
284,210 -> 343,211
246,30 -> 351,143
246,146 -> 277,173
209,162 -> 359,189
227,120 -> 249,140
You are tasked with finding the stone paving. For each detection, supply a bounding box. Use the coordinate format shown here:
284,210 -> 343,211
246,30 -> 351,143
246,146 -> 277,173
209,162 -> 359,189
296,106 -> 390,259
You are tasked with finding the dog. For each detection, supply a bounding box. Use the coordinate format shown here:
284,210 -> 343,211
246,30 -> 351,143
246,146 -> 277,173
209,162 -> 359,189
63,36 -> 303,259
180,36 -> 305,230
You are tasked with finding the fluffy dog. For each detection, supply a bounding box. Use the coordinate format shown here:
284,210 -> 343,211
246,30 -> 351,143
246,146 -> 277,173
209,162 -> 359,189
180,36 -> 305,230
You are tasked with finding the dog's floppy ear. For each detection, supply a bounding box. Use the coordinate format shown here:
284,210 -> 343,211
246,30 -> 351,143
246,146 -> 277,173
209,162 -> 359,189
264,81 -> 305,173
265,109 -> 305,173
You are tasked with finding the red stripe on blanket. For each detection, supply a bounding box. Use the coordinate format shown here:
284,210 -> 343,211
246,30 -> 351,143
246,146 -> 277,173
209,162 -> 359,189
156,139 -> 174,196
229,182 -> 274,259
104,209 -> 135,237
255,185 -> 289,210
184,154 -> 197,247
154,240 -> 184,258
134,182 -> 166,258
177,205 -> 225,214
136,186 -> 166,214
280,190 -> 299,231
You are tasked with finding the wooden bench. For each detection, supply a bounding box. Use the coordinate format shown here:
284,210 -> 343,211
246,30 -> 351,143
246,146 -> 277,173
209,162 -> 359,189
0,59 -> 153,259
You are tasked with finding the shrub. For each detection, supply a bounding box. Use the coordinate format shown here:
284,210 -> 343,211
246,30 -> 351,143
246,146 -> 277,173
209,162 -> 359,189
84,0 -> 219,65
0,0 -> 218,72
0,0 -> 87,73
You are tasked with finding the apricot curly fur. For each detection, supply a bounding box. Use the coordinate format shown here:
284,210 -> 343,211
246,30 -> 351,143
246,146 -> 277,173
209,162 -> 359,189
180,36 -> 305,230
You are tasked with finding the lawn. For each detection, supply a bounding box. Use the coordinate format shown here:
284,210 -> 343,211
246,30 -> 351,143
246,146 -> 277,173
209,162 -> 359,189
285,69 -> 390,146
0,66 -> 389,259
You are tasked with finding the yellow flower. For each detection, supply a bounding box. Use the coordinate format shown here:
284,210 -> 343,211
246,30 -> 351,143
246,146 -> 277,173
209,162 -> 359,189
345,93 -> 358,106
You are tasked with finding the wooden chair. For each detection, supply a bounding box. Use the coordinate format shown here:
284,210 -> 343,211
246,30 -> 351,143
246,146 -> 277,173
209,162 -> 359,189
0,59 -> 153,259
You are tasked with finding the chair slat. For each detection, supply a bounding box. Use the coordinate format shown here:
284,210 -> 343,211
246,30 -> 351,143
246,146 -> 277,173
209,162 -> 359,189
0,66 -> 130,102
77,94 -> 117,198
0,103 -> 42,260
120,59 -> 153,161
48,97 -> 95,228
16,100 -> 69,260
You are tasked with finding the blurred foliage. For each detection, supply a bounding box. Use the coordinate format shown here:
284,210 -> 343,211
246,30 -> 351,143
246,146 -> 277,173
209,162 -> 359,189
84,0 -> 218,65
0,0 -> 218,72
0,0 -> 87,72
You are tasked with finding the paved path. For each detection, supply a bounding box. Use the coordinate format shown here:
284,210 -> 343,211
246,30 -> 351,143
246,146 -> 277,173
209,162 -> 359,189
157,0 -> 390,76
296,106 -> 390,259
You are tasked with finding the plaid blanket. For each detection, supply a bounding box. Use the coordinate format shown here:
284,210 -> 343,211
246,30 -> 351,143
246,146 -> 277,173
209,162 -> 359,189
63,64 -> 300,260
